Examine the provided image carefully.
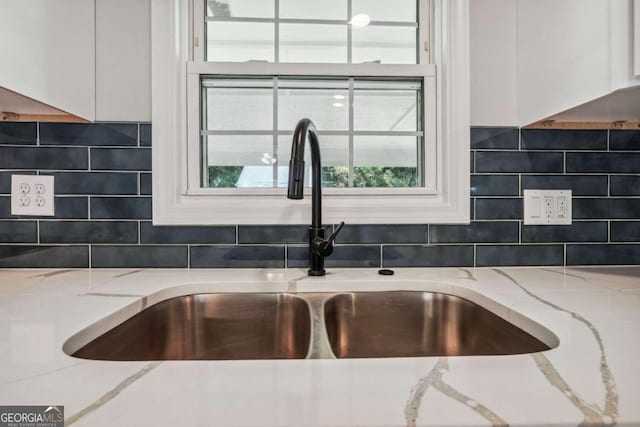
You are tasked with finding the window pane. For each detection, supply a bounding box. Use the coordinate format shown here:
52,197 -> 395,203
353,80 -> 420,132
352,0 -> 417,22
277,136 -> 349,188
200,78 -> 424,189
279,24 -> 347,63
203,79 -> 273,131
205,135 -> 275,188
280,0 -> 346,20
206,22 -> 274,62
353,136 -> 420,187
206,0 -> 274,18
278,79 -> 349,131
352,26 -> 417,64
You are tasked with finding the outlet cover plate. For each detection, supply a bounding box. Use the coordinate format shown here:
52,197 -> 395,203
523,189 -> 572,225
11,175 -> 55,216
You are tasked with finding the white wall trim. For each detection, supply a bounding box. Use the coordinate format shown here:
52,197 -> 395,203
151,0 -> 470,225
634,0 -> 640,78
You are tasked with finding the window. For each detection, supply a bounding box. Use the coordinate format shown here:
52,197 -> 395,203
201,77 -> 424,189
204,0 -> 419,64
152,0 -> 470,224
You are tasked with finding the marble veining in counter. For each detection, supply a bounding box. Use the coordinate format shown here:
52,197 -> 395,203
0,267 -> 639,426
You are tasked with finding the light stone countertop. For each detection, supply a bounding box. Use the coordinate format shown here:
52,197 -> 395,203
0,266 -> 639,427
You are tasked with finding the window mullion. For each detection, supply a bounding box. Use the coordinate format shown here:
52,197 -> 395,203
201,84 -> 209,187
273,76 -> 279,188
274,0 -> 280,63
347,0 -> 353,64
348,78 -> 354,187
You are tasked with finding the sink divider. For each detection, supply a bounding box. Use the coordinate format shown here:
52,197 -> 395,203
303,293 -> 337,360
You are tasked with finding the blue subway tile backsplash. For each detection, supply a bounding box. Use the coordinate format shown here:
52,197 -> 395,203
521,221 -> 608,243
475,151 -> 564,173
40,123 -> 137,146
90,147 -> 152,171
90,197 -> 152,220
470,127 -> 519,149
0,246 -> 89,268
566,244 -> 640,266
338,224 -> 428,244
140,173 -> 152,195
0,221 -> 38,243
476,245 -> 564,267
521,129 -> 607,150
521,175 -> 609,196
610,222 -> 640,242
139,124 -> 152,147
566,152 -> 640,173
91,245 -> 188,268
0,123 -> 638,268
475,198 -> 523,220
384,245 -> 475,268
610,175 -> 640,196
430,222 -> 519,244
288,245 -> 381,268
40,221 -> 138,244
190,245 -> 284,268
0,146 -> 88,169
471,175 -> 519,196
140,222 -> 236,244
609,130 -> 640,150
237,225 -> 321,244
0,122 -> 37,145
52,172 -> 139,195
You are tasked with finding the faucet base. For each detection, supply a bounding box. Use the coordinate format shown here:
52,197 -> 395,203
308,226 -> 325,276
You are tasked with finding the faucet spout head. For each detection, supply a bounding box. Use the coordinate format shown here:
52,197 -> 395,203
287,159 -> 305,199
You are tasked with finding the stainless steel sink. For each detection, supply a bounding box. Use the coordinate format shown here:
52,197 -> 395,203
72,293 -> 311,361
324,291 -> 550,358
70,291 -> 551,361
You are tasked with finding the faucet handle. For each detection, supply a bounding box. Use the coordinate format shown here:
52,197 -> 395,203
327,221 -> 345,245
315,222 -> 345,257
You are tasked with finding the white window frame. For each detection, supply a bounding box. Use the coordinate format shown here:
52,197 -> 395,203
151,0 -> 470,225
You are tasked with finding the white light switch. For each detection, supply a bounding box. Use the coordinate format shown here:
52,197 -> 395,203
11,175 -> 55,216
523,190 -> 572,225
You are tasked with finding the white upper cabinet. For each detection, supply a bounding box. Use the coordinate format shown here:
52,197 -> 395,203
96,0 -> 151,122
0,0 -> 151,123
516,0 -> 611,125
0,0 -> 95,121
471,0 -> 640,126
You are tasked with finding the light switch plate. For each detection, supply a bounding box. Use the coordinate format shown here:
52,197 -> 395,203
523,190 -> 572,225
11,175 -> 55,216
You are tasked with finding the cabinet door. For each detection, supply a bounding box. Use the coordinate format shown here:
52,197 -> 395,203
0,0 -> 95,121
96,0 -> 151,122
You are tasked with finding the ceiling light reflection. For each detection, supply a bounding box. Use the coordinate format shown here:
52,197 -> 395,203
350,14 -> 371,28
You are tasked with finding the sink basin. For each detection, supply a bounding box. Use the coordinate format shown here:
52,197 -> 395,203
72,293 -> 311,361
69,290 -> 553,361
324,291 -> 550,358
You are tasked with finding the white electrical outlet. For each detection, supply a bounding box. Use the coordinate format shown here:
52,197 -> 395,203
11,175 -> 55,216
523,190 -> 572,225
